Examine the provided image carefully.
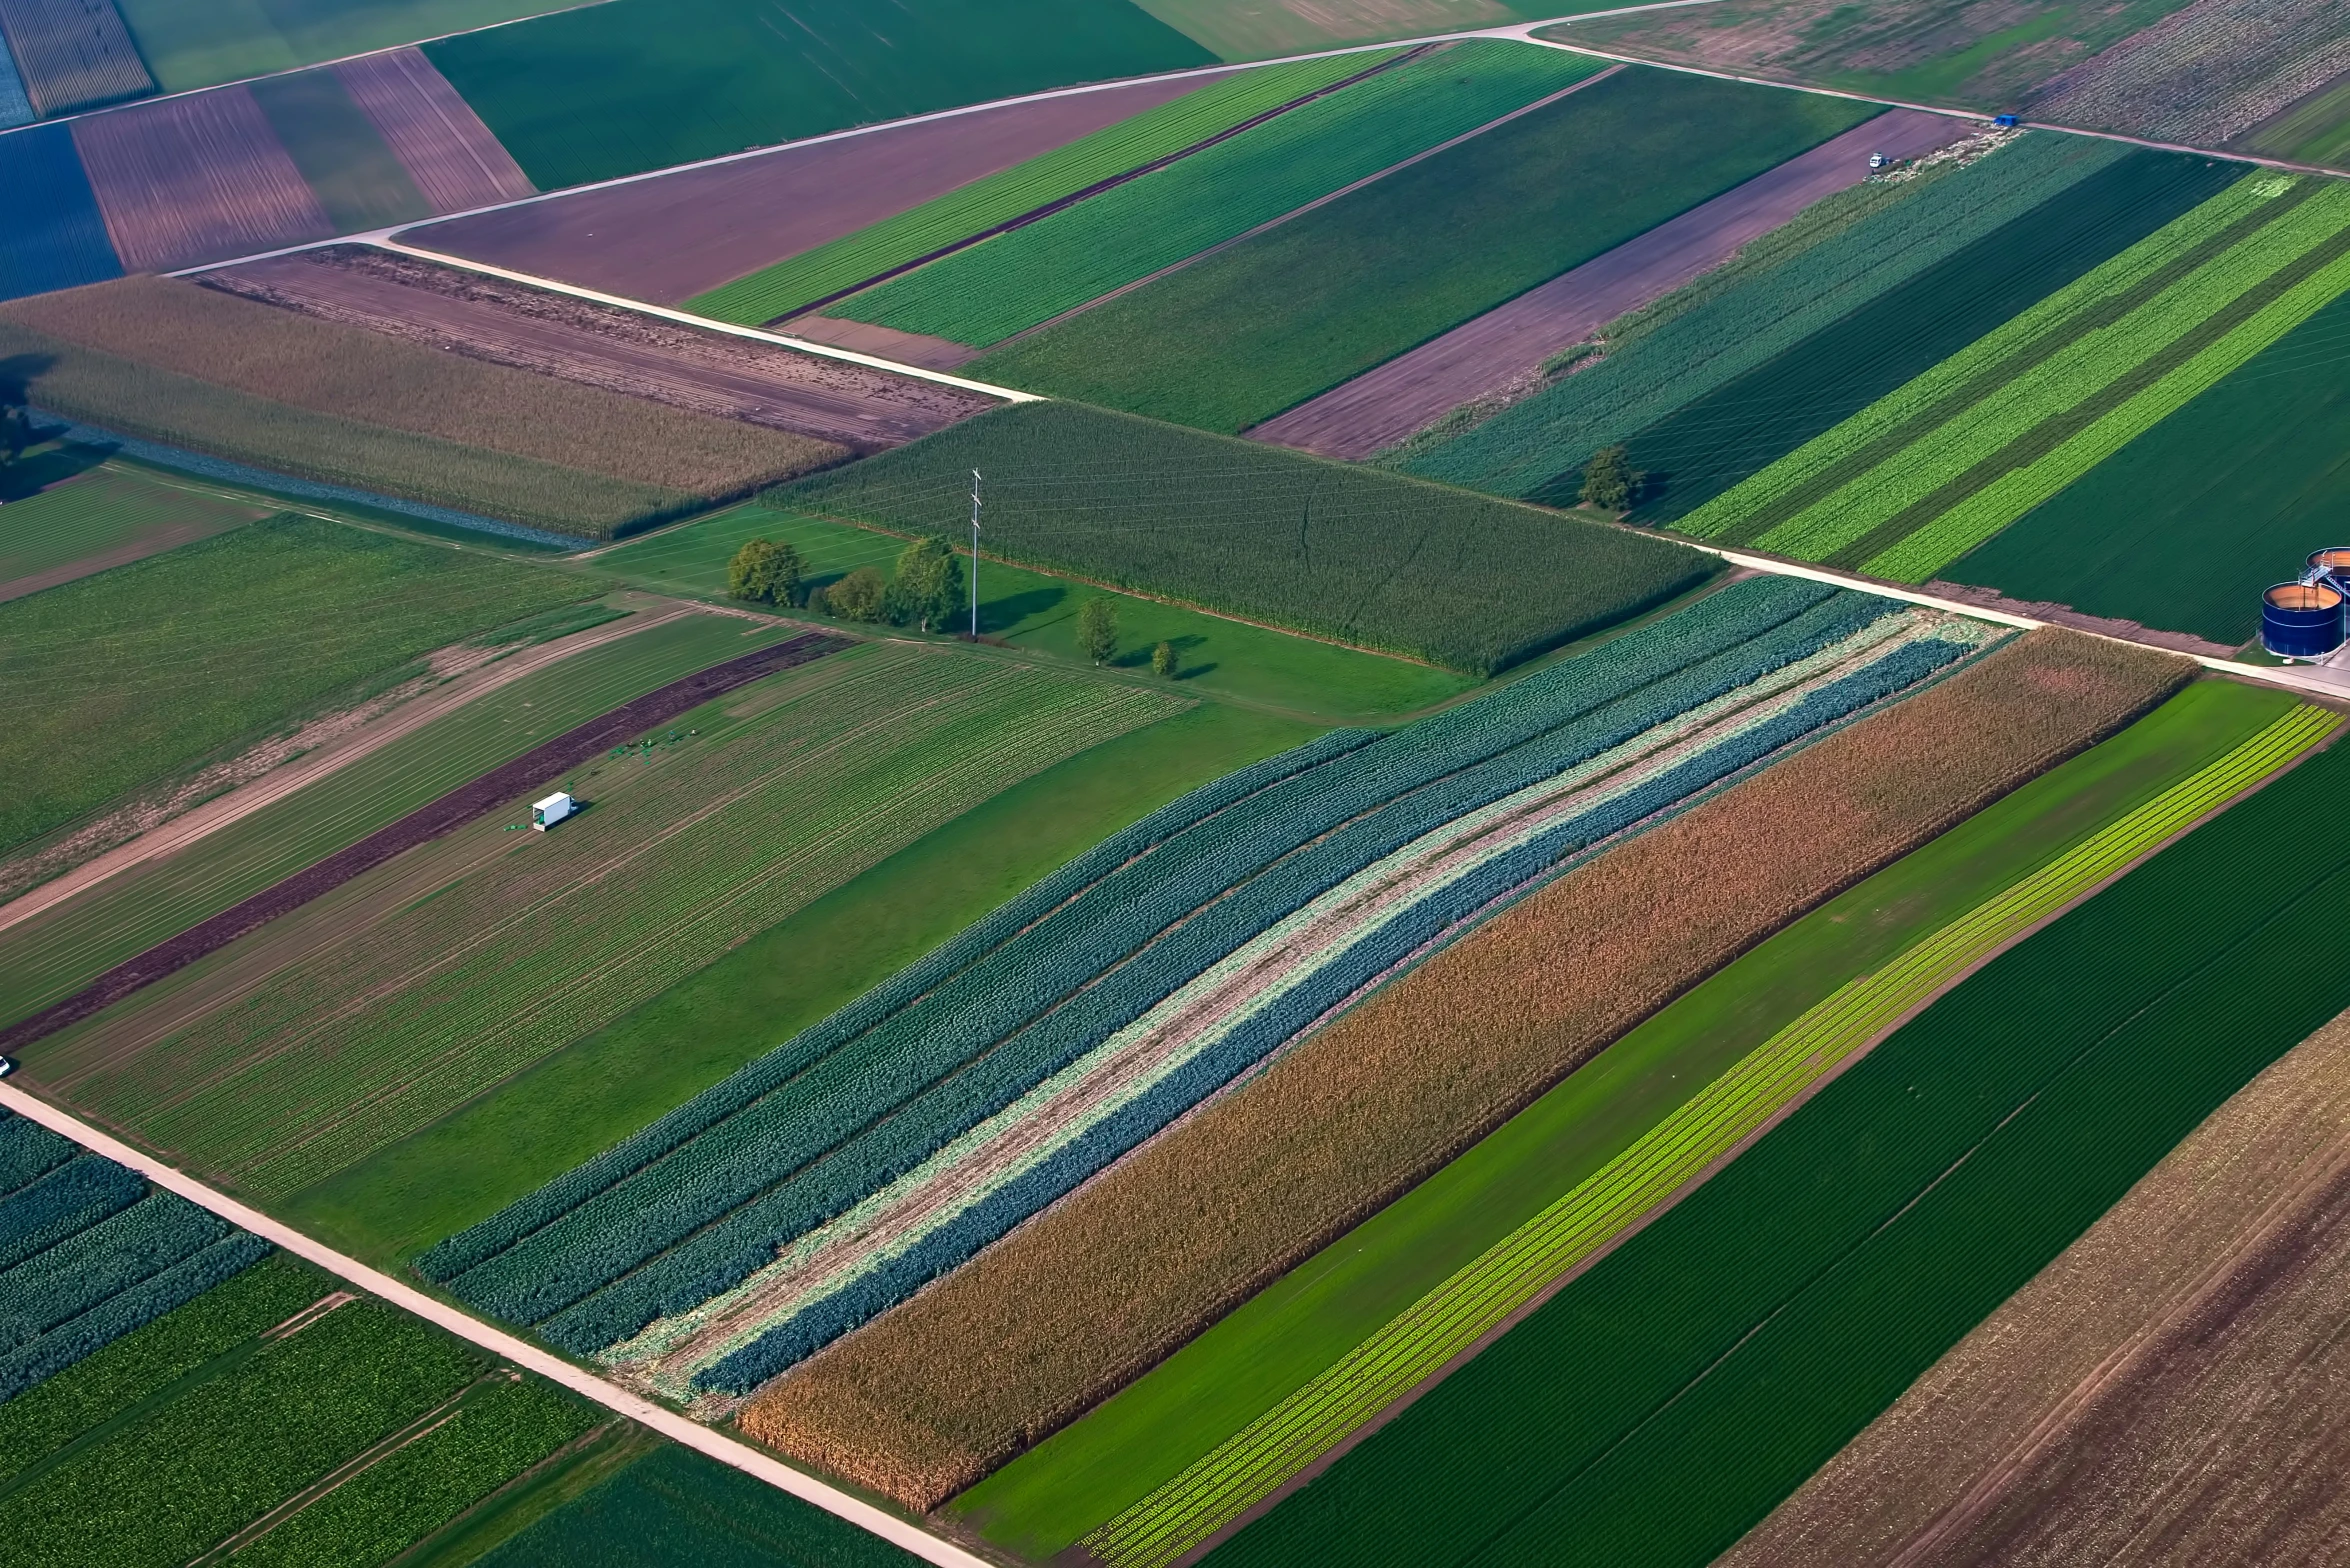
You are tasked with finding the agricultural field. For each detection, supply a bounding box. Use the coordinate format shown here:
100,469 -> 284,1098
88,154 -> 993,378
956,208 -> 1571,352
0,122 -> 122,299
777,403 -> 1712,675
421,0 -> 1217,193
1,277 -> 847,534
688,53 -> 1384,328
969,68 -> 1880,432
1722,999 -> 2350,1566
0,512 -> 586,866
248,64 -> 433,232
2239,68 -> 2350,167
0,0 -> 153,117
2024,0 -> 2350,155
1126,0 -> 1616,62
1203,704 -> 2350,1568
747,627 -> 2190,1515
0,462 -> 263,600
26,641 -> 1180,1200
113,0 -> 576,94
425,578 -> 1999,1420
67,85 -> 337,272
596,502 -> 1476,719
1671,168 -> 2350,596
823,43 -> 1603,349
1541,0 -> 2199,118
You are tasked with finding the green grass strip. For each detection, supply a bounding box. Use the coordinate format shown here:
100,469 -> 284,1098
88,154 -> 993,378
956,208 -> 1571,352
1676,170 -> 2291,543
1862,241 -> 2350,582
684,55 -> 1389,326
1079,701 -> 2337,1568
1752,180 -> 2350,562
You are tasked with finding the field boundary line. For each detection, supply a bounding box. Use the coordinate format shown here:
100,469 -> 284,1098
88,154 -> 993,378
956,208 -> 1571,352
0,1083 -> 999,1568
981,64 -> 1629,353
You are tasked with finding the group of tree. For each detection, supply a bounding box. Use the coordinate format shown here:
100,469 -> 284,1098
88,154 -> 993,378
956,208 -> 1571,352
726,534 -> 964,631
0,389 -> 30,478
1579,445 -> 1645,512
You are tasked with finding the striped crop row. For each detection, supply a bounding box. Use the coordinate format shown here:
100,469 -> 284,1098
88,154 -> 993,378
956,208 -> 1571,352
598,612 -> 2000,1399
1080,699 -> 2337,1568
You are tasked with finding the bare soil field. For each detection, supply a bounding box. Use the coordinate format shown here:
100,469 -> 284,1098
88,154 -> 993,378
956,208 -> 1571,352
0,630 -> 847,1057
402,74 -> 1224,305
208,249 -> 992,450
69,86 -> 332,271
1721,1003 -> 2350,1568
1250,109 -> 1969,459
0,0 -> 153,115
1924,580 -> 2236,660
775,313 -> 981,372
332,47 -> 534,215
742,631 -> 2189,1511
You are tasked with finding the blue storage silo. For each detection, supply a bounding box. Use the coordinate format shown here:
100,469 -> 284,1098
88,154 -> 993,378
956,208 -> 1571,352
2262,581 -> 2344,659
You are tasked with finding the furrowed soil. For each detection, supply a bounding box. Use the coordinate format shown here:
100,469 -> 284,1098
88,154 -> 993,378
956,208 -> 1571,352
1718,1001 -> 2350,1568
67,87 -> 333,272
739,629 -> 2190,1511
205,249 -> 991,452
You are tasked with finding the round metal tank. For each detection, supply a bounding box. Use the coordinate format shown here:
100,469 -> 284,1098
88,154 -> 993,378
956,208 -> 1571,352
2308,548 -> 2350,592
2263,581 -> 2344,659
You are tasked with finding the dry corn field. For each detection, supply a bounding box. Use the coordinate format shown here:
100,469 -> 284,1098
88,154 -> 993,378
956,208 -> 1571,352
738,629 -> 2190,1510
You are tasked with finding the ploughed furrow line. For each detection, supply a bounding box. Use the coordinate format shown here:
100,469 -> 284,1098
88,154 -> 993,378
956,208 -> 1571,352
765,47 -> 1426,327
1079,701 -> 2339,1568
0,630 -> 849,1056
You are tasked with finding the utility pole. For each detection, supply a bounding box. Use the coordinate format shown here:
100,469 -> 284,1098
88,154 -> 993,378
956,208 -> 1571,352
969,468 -> 982,640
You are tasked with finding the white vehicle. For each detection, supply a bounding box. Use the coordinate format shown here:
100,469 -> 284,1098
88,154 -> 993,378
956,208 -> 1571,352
532,791 -> 576,831
0,1056 -> 16,1078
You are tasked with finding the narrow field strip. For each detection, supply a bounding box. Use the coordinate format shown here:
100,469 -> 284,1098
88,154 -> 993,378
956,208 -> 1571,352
685,52 -> 1399,327
1080,701 -> 2339,1568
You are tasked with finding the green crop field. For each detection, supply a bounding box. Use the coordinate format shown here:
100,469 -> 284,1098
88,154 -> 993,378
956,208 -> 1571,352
1945,287 -> 2350,647
1679,173 -> 2350,586
474,1440 -> 919,1567
596,504 -> 1474,719
283,697 -> 1316,1266
2242,74 -> 2350,167
688,54 -> 1387,325
775,403 -> 1712,675
833,43 -> 1603,347
249,68 -> 431,233
0,465 -> 264,602
1405,142 -> 2234,517
0,611 -> 779,1029
424,0 -> 1216,192
113,0 -> 575,93
40,642 -> 1181,1199
969,69 -> 1877,433
1129,0 -> 1613,62
951,674 -> 2297,1559
0,513 -> 586,864
1207,696 -> 2350,1568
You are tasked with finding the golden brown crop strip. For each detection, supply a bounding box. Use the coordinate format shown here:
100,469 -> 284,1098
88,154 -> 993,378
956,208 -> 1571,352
1718,1004 -> 2350,1568
739,630 -> 2191,1510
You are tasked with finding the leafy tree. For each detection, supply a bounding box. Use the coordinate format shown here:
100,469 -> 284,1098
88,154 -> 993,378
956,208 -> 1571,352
1579,445 -> 1644,512
1151,639 -> 1178,678
725,537 -> 803,605
827,565 -> 888,623
886,535 -> 965,633
1077,596 -> 1118,666
0,402 -> 27,474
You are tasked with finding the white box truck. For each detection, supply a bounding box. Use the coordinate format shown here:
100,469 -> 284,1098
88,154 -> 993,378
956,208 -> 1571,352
532,791 -> 575,831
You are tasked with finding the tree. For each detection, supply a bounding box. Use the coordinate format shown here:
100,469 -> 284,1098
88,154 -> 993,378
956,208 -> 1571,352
1077,596 -> 1118,666
1151,640 -> 1178,678
886,535 -> 965,633
1579,445 -> 1643,512
725,537 -> 803,605
827,565 -> 888,623
0,401 -> 27,476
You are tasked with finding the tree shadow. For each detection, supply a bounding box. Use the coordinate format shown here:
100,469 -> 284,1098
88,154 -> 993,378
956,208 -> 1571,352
0,443 -> 107,502
979,585 -> 1066,635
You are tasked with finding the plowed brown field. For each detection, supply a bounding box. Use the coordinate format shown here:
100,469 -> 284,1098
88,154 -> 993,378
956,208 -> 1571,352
70,87 -> 331,271
333,47 -> 534,215
739,630 -> 2190,1511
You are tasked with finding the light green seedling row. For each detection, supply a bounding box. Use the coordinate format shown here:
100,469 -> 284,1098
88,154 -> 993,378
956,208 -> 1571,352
1080,701 -> 2338,1568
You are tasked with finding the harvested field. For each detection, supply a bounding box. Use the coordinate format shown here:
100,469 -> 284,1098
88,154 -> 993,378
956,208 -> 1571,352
0,632 -> 847,1056
407,73 -> 1218,306
0,465 -> 261,602
208,248 -> 992,451
776,402 -> 1712,676
0,0 -> 152,115
1254,109 -> 1968,460
1131,0 -> 1520,61
1720,1001 -> 2350,1567
2026,0 -> 2350,151
2239,70 -> 2350,166
38,644 -> 1180,1198
0,120 -> 120,301
69,86 -> 332,272
333,46 -> 532,215
249,65 -> 430,233
738,629 -> 2188,1511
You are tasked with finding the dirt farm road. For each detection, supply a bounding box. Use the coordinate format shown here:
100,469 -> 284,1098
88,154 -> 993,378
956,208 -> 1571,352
0,1083 -> 995,1568
0,604 -> 687,940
